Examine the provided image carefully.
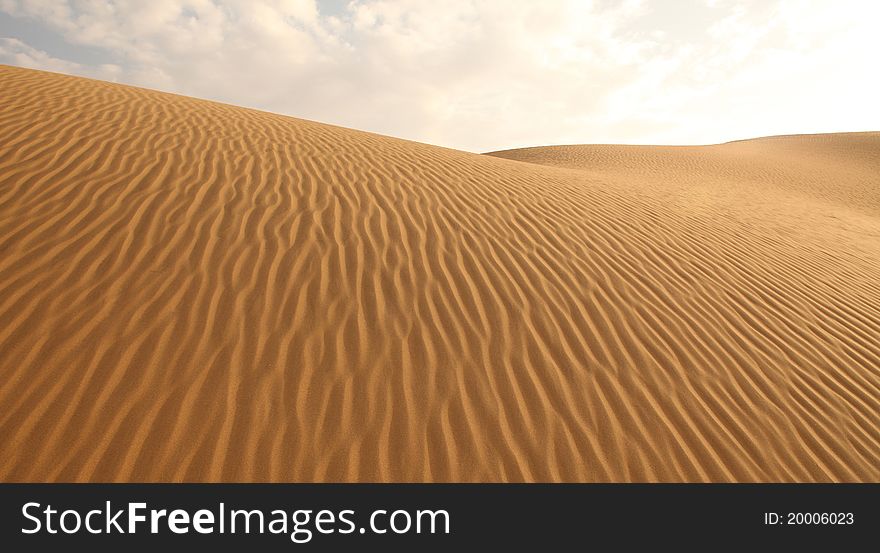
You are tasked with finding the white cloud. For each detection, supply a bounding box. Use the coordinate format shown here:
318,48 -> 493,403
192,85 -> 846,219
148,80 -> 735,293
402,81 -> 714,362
1,0 -> 877,151
0,36 -> 120,78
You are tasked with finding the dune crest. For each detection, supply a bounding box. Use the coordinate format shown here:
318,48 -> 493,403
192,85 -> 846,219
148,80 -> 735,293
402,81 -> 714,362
1,65 -> 878,482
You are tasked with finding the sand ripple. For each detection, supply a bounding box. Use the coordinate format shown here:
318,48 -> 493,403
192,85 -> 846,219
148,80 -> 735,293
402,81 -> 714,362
1,65 -> 878,481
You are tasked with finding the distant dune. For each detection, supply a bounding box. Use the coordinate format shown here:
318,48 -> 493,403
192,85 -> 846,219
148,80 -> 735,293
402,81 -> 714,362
1,64 -> 878,482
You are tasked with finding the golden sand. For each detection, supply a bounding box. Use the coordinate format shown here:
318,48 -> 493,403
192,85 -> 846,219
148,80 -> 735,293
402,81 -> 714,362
1,65 -> 878,482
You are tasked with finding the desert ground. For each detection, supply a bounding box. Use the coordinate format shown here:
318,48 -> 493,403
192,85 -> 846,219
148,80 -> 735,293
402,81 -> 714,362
1,64 -> 878,482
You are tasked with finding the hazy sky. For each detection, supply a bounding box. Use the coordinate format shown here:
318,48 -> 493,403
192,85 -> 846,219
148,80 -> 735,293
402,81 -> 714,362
1,0 -> 877,152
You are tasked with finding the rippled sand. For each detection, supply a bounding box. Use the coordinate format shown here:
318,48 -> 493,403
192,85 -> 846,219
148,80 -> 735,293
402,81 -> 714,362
1,65 -> 878,482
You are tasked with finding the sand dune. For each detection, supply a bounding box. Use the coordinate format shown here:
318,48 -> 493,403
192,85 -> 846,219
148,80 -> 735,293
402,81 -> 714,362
1,65 -> 878,482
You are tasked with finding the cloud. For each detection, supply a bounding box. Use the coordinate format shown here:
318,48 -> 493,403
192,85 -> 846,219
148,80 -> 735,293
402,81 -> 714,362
1,0 -> 877,151
0,36 -> 120,78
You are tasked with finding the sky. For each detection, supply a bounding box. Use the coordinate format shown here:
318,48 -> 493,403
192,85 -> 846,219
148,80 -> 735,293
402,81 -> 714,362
1,0 -> 877,152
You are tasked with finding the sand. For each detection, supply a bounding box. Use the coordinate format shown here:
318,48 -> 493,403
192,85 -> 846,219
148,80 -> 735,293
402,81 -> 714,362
1,64 -> 878,482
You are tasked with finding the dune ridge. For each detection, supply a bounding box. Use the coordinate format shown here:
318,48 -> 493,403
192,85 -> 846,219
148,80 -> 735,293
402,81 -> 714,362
1,65 -> 878,482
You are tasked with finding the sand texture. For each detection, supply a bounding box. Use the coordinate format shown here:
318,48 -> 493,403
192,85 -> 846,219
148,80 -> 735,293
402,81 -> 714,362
1,65 -> 878,482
